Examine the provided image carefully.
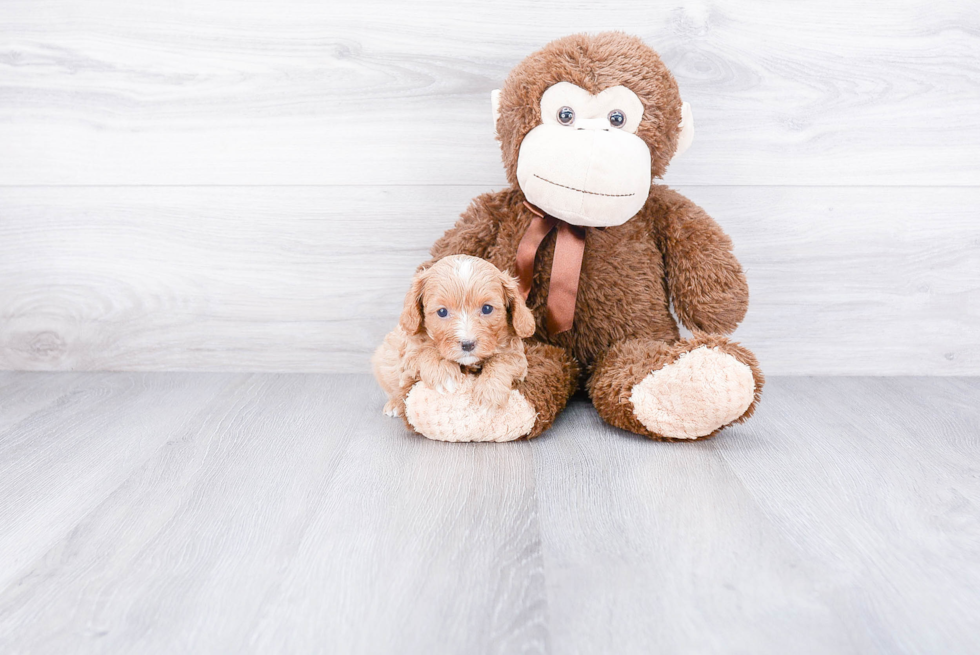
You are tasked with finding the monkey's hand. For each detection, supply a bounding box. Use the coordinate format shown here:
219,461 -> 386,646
653,188 -> 749,334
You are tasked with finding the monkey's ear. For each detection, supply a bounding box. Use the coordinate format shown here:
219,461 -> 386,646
501,272 -> 536,339
674,101 -> 694,159
398,269 -> 427,334
491,89 -> 502,136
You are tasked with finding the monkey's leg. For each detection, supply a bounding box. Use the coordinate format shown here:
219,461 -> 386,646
403,341 -> 579,442
516,342 -> 580,438
588,334 -> 764,441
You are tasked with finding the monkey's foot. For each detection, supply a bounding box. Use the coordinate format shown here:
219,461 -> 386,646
589,335 -> 763,441
404,376 -> 536,442
630,346 -> 755,440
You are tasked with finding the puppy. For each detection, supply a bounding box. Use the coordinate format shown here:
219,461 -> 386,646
372,255 -> 536,418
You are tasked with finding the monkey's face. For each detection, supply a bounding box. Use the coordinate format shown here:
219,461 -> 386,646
515,82 -> 651,228
494,33 -> 694,228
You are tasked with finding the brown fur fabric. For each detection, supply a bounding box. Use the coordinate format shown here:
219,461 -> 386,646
516,342 -> 580,438
429,187 -> 747,369
422,32 -> 764,440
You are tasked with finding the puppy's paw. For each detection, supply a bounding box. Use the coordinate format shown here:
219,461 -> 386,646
472,377 -> 513,408
421,363 -> 464,395
383,399 -> 402,417
438,375 -> 460,394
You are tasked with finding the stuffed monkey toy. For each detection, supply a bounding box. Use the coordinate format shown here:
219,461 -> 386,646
402,32 -> 764,442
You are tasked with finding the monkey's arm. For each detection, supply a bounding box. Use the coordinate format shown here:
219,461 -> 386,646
425,191 -> 503,266
650,187 -> 748,335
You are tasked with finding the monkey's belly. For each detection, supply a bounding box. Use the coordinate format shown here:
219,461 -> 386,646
530,270 -> 676,366
562,292 -> 679,366
496,215 -> 678,365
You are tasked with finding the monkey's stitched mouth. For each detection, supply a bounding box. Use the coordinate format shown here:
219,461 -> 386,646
533,174 -> 635,198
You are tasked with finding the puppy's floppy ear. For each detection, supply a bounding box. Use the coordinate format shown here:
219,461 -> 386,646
399,268 -> 428,334
501,272 -> 536,339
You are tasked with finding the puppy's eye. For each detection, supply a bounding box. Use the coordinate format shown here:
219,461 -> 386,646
608,109 -> 626,128
557,106 -> 575,125
481,304 -> 494,315
436,308 -> 448,318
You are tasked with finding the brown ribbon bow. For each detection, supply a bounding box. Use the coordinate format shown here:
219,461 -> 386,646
515,201 -> 587,334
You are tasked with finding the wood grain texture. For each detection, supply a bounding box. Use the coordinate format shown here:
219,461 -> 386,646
0,0 -> 978,186
534,376 -> 980,654
0,373 -> 546,654
1,1 -> 977,374
2,185 -> 978,374
0,372 -> 977,653
0,373 -> 233,591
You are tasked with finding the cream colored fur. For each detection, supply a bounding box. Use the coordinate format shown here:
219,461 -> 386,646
515,83 -> 650,227
630,346 -> 755,439
405,376 -> 537,442
675,101 -> 694,158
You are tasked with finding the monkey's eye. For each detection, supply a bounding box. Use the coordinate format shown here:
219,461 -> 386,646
481,304 -> 494,315
437,308 -> 448,318
557,106 -> 575,125
608,110 -> 626,128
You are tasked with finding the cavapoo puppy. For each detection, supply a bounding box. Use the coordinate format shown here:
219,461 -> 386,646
373,255 -> 536,419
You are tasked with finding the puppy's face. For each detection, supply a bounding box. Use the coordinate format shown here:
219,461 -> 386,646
400,256 -> 536,365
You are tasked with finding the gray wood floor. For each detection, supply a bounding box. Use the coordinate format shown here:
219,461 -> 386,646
0,373 -> 977,654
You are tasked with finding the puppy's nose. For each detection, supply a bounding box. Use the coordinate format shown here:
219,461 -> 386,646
460,340 -> 477,352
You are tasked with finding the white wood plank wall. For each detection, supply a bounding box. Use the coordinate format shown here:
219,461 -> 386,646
1,0 -> 978,374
